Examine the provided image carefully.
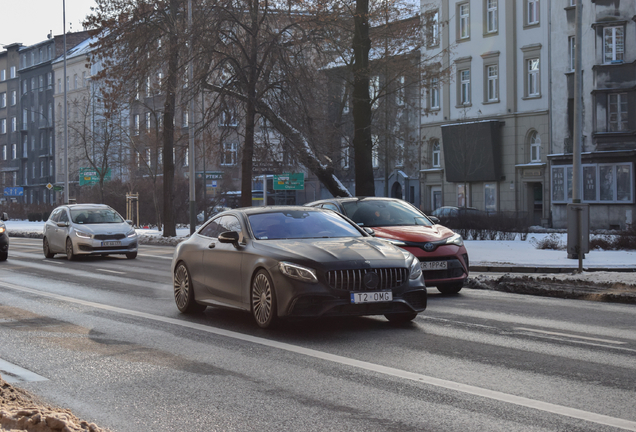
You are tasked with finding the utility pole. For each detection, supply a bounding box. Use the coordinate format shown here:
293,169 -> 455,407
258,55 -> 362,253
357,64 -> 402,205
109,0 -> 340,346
63,0 -> 69,204
567,0 -> 589,267
188,0 -> 196,234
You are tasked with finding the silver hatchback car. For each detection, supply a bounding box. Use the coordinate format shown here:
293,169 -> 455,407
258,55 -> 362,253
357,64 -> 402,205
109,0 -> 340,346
43,204 -> 138,260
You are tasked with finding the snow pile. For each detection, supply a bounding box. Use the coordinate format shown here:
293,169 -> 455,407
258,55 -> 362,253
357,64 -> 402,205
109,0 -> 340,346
0,377 -> 109,432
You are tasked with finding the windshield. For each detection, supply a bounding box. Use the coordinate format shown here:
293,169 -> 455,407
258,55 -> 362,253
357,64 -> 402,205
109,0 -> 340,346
248,210 -> 363,240
70,208 -> 124,224
342,200 -> 433,227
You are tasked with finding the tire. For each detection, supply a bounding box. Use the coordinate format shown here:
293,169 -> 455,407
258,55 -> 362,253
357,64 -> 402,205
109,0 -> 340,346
126,252 -> 137,259
437,282 -> 464,295
384,312 -> 418,324
43,238 -> 55,258
251,270 -> 278,329
0,252 -> 7,262
65,238 -> 76,261
173,262 -> 206,313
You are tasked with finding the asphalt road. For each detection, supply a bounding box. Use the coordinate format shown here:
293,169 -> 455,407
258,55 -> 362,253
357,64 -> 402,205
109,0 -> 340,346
1,238 -> 635,432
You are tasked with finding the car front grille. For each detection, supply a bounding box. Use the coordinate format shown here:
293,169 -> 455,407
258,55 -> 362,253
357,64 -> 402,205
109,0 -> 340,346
326,268 -> 408,292
94,234 -> 126,240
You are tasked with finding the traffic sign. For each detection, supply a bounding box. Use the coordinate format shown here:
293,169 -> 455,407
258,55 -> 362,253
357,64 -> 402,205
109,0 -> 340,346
3,187 -> 24,197
80,168 -> 111,186
273,173 -> 304,190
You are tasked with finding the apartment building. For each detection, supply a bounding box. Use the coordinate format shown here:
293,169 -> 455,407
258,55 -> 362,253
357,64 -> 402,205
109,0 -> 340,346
549,1 -> 635,229
419,0 -> 550,226
0,43 -> 22,203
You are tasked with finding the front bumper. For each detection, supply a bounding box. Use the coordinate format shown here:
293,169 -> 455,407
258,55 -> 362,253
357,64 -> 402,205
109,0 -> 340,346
73,238 -> 138,255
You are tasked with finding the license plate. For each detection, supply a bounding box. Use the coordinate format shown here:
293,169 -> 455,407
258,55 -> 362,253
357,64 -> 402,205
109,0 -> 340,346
420,261 -> 447,270
102,241 -> 121,247
350,291 -> 393,304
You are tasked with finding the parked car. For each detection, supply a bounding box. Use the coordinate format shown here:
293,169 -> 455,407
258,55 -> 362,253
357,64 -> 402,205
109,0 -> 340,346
43,204 -> 138,260
0,212 -> 9,261
172,205 -> 427,328
431,206 -> 486,219
306,197 -> 469,294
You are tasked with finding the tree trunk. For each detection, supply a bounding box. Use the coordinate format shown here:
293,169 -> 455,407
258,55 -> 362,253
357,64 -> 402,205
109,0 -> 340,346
352,0 -> 375,197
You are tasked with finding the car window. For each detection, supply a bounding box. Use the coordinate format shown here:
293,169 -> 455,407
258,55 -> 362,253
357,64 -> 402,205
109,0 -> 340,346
59,210 -> 69,223
248,210 -> 362,240
199,218 -> 221,238
341,200 -> 433,227
49,209 -> 61,222
70,208 -> 124,224
321,203 -> 340,212
217,215 -> 242,235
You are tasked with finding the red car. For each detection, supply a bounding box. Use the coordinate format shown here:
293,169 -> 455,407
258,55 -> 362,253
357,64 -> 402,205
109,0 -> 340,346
306,197 -> 468,294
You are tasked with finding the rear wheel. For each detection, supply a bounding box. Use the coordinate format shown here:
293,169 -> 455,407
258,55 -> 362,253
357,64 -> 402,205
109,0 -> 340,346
384,312 -> 418,324
65,238 -> 76,261
173,262 -> 206,313
437,282 -> 464,295
251,270 -> 278,329
126,252 -> 137,259
43,238 -> 55,258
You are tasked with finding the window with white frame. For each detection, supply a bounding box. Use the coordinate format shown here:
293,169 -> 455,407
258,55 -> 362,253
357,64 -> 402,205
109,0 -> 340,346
529,131 -> 541,162
396,76 -> 405,106
458,3 -> 470,39
0,119 -> 5,134
221,142 -> 237,165
40,161 -> 44,177
341,137 -> 349,168
146,112 -> 151,129
527,0 -> 539,25
2,145 -> 6,160
11,91 -> 16,106
341,86 -> 349,114
219,110 -> 238,126
182,111 -> 188,127
133,114 -> 140,135
486,0 -> 498,33
11,117 -> 16,132
372,135 -> 379,168
11,144 -> 16,159
0,92 -> 5,108
370,75 -> 380,110
608,93 -> 628,132
460,69 -> 471,104
487,65 -> 498,101
527,58 -> 540,96
603,26 -> 624,64
430,77 -> 440,109
426,10 -> 439,46
431,140 -> 440,167
0,70 -> 5,81
10,66 -> 16,78
184,148 -> 189,166
57,78 -> 62,94
568,36 -> 575,71
552,163 -> 633,203
484,183 -> 496,212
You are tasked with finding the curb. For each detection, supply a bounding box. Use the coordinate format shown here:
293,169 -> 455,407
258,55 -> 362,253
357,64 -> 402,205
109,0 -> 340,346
470,265 -> 636,273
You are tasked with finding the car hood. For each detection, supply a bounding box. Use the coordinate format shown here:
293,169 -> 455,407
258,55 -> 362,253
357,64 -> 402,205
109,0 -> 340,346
371,225 -> 457,243
73,222 -> 136,236
253,237 -> 410,269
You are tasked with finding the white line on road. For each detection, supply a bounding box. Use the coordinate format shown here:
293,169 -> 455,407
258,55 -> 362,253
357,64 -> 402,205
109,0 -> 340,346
515,327 -> 626,344
97,269 -> 127,275
1,280 -> 635,431
0,359 -> 48,384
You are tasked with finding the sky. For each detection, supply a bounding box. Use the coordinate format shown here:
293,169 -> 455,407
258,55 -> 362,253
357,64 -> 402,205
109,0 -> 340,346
0,0 -> 96,48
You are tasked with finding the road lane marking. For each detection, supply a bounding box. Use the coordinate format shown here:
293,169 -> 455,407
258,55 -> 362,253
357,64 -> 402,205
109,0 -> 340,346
97,269 -> 127,275
0,359 -> 48,384
138,253 -> 173,260
515,327 -> 626,345
1,280 -> 635,431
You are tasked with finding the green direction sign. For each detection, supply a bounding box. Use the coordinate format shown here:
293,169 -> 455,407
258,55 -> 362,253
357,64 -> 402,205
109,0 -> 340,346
80,168 -> 112,186
273,173 -> 304,190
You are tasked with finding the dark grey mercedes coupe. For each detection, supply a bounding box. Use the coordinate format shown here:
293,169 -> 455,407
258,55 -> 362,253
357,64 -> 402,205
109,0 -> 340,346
172,206 -> 427,328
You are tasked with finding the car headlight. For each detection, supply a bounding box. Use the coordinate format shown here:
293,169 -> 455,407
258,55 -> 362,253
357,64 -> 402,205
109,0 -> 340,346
74,229 -> 92,239
442,233 -> 464,247
279,261 -> 318,283
127,229 -> 137,238
409,256 -> 422,280
0,226 -> 5,235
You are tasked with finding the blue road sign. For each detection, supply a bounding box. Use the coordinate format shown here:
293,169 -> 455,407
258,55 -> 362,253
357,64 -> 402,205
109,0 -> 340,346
4,187 -> 24,197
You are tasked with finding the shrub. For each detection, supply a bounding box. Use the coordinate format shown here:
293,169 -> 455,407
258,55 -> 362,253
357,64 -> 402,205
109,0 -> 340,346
530,233 -> 565,250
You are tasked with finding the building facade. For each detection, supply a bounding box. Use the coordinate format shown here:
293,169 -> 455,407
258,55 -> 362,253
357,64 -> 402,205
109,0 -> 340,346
0,43 -> 22,203
419,0 -> 550,226
549,1 -> 636,229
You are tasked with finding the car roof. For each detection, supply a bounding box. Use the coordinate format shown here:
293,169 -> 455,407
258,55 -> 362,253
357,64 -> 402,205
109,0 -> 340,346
310,197 -> 405,204
230,205 -> 328,215
59,204 -> 112,210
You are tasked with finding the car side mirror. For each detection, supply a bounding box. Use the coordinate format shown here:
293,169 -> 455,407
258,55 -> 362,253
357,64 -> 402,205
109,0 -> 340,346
363,227 -> 375,236
218,230 -> 240,245
428,216 -> 440,224
57,221 -> 69,228
1,212 -> 7,221
125,219 -> 134,225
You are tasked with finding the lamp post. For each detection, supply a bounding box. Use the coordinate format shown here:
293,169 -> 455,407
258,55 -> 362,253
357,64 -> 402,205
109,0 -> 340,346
63,0 -> 69,204
188,0 -> 196,234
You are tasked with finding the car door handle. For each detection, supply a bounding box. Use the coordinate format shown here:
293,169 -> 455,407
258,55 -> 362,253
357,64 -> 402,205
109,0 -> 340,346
208,242 -> 216,249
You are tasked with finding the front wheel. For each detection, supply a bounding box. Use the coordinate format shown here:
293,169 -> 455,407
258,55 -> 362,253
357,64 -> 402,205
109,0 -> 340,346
65,238 -> 76,261
0,252 -> 7,262
437,282 -> 464,295
251,270 -> 278,329
43,238 -> 55,258
173,262 -> 206,313
384,312 -> 418,324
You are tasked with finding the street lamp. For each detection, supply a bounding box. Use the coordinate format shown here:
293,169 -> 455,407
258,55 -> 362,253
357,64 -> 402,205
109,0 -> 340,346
63,0 -> 69,204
